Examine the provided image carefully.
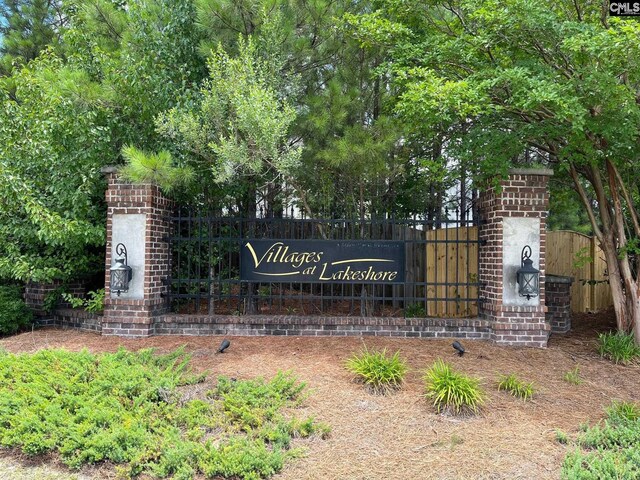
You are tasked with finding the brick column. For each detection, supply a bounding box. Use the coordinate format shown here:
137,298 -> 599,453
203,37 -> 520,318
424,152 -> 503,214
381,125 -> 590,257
545,275 -> 573,334
479,168 -> 553,347
101,167 -> 173,337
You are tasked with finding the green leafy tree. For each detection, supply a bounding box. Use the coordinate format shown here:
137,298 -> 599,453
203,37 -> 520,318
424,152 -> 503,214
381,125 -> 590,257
0,0 -> 206,283
0,54 -> 109,282
349,0 -> 640,342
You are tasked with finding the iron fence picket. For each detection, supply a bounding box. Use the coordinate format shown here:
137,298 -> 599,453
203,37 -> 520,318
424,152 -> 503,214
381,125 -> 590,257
167,213 -> 482,318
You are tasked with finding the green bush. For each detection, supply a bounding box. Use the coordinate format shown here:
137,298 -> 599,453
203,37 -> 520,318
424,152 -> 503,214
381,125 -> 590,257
0,348 -> 328,479
497,373 -> 535,401
561,401 -> 640,479
345,347 -> 408,394
404,303 -> 427,318
0,285 -> 33,335
423,359 -> 485,415
597,331 -> 640,364
62,288 -> 105,313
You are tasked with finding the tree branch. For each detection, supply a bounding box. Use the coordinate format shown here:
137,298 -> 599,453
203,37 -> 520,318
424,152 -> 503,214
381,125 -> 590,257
569,162 -> 603,242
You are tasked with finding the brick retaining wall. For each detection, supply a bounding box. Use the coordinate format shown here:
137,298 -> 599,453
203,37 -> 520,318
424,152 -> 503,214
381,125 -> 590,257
37,308 -> 103,333
155,314 -> 491,339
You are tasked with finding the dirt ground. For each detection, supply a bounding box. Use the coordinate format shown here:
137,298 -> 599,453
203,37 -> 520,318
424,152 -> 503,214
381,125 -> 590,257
0,310 -> 637,480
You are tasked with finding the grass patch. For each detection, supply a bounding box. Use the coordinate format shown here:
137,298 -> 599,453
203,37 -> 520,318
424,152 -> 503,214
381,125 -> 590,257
561,400 -> 640,479
563,367 -> 583,385
423,359 -> 485,415
0,347 -> 328,479
597,331 -> 640,364
345,346 -> 408,394
497,373 -> 535,401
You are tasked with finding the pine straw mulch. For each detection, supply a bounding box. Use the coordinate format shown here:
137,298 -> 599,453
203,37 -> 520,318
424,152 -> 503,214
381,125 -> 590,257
0,309 -> 637,480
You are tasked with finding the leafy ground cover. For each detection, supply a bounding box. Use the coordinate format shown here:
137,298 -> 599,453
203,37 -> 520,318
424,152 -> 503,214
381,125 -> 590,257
562,400 -> 640,479
0,309 -> 638,479
0,347 -> 327,479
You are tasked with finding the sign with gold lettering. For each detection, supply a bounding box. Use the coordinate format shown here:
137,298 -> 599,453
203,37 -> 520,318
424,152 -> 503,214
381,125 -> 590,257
241,240 -> 405,283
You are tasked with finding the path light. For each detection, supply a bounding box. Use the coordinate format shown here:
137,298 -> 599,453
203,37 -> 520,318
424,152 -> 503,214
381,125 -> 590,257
110,243 -> 133,296
516,245 -> 539,300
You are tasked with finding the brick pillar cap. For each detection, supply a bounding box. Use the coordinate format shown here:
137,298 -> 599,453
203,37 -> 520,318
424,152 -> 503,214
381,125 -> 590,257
101,166 -> 119,175
545,274 -> 574,284
508,168 -> 554,176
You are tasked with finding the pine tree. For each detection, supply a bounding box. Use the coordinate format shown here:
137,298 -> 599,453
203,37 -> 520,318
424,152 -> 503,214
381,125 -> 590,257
0,0 -> 65,76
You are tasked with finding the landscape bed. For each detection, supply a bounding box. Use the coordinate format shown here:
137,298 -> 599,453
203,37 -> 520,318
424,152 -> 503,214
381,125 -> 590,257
0,310 -> 637,479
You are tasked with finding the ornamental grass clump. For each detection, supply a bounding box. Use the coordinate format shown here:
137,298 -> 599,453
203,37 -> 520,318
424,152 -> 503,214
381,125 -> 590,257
345,347 -> 408,394
597,331 -> 640,364
423,359 -> 485,415
497,373 -> 535,401
563,367 -> 583,385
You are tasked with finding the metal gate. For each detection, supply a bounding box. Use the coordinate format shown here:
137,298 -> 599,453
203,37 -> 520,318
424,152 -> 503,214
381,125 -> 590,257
167,212 -> 481,318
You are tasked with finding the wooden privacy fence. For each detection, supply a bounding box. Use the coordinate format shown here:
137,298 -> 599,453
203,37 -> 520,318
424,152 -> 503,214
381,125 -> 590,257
425,226 -> 478,317
546,230 -> 612,313
425,228 -> 612,316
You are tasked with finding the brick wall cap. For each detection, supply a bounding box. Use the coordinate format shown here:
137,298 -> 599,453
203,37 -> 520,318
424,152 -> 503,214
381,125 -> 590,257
101,166 -> 119,174
508,168 -> 554,176
546,274 -> 574,284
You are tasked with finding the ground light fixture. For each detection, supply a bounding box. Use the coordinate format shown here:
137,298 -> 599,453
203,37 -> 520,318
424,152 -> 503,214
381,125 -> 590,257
516,245 -> 539,300
110,243 -> 133,296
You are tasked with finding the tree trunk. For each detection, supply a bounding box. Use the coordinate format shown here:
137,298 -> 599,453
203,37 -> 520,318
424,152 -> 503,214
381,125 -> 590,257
600,234 -> 632,332
569,161 -> 640,341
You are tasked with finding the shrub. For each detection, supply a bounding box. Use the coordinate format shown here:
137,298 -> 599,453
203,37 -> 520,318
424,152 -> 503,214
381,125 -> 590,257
423,359 -> 485,415
563,367 -> 583,385
0,348 -> 327,479
0,285 -> 33,335
597,331 -> 640,364
561,401 -> 640,479
405,304 -> 427,318
497,373 -> 535,401
345,347 -> 408,394
62,288 -> 105,313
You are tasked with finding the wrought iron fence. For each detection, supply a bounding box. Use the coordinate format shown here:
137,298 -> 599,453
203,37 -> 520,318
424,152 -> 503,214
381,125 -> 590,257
167,212 -> 482,318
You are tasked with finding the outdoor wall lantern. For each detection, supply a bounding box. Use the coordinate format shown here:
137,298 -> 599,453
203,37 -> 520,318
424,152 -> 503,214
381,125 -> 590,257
110,243 -> 133,296
516,245 -> 539,300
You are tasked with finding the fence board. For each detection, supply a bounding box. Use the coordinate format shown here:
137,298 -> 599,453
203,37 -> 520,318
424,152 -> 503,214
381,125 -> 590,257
425,227 -> 478,317
421,228 -> 613,316
546,230 -> 612,313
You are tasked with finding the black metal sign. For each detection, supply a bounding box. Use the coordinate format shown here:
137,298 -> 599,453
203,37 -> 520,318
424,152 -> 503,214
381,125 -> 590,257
240,240 -> 405,283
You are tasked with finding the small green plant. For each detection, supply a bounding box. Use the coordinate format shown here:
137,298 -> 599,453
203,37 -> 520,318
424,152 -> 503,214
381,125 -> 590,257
405,303 -> 427,318
0,285 -> 33,335
423,359 -> 485,415
345,346 -> 408,394
62,288 -> 105,313
497,373 -> 535,401
606,400 -> 640,422
563,367 -> 583,385
555,429 -> 568,444
597,331 -> 640,364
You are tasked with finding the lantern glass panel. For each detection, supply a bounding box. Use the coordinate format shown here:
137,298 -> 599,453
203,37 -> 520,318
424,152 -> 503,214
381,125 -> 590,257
111,269 -> 129,292
519,272 -> 539,297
